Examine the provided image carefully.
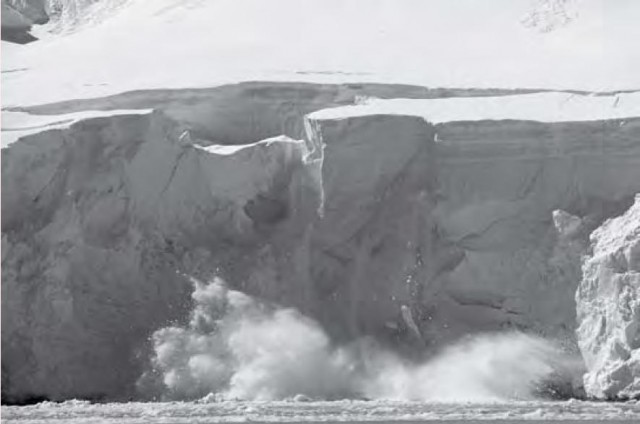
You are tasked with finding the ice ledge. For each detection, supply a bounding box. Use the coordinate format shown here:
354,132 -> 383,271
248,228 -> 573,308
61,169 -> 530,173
309,92 -> 640,123
1,109 -> 153,147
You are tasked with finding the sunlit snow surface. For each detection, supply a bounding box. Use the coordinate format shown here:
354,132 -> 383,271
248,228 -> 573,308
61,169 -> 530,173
3,399 -> 640,423
3,0 -> 640,108
309,92 -> 640,123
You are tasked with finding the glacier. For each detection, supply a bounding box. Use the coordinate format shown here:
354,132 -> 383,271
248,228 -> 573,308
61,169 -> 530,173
2,0 -> 640,408
2,84 -> 640,403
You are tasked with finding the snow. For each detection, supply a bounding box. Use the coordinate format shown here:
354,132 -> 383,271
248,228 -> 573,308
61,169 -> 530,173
309,92 -> 640,123
577,194 -> 640,399
193,136 -> 304,156
2,0 -> 640,109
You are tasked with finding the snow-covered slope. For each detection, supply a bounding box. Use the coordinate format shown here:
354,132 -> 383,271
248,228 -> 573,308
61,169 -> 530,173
577,195 -> 640,399
2,0 -> 640,109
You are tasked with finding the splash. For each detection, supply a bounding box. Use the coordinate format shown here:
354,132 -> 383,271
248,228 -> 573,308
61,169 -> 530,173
362,332 -> 582,402
140,278 -> 582,402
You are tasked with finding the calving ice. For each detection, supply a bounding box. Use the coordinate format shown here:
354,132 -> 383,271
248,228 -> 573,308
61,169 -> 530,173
3,86 -> 639,404
1,0 -> 639,422
140,277 -> 583,402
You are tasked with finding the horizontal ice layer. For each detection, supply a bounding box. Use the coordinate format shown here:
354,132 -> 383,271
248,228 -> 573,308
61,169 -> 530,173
1,109 -> 152,146
309,92 -> 640,123
577,195 -> 640,399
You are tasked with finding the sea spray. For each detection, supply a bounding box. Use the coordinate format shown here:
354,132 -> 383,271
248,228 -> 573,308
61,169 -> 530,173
139,278 -> 355,400
139,277 -> 583,401
361,332 -> 581,401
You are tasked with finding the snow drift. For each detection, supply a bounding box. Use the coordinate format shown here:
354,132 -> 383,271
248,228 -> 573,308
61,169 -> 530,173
2,86 -> 640,402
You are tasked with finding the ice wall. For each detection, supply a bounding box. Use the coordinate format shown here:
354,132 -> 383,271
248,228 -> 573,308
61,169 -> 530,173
303,114 -> 438,341
1,110 -> 320,401
2,88 -> 640,402
427,119 -> 640,344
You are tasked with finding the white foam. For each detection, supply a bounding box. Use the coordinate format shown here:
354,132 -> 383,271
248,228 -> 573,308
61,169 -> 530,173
142,277 -> 581,402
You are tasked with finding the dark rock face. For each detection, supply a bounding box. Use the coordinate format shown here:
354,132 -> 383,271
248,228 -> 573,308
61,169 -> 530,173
1,0 -> 48,44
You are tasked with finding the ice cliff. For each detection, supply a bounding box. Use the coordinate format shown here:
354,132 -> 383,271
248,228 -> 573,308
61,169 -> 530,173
577,195 -> 640,399
1,109 -> 320,401
2,87 -> 640,402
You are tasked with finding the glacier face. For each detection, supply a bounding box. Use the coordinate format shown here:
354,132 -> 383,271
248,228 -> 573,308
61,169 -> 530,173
309,94 -> 640,349
577,195 -> 640,399
1,109 -> 320,401
2,86 -> 640,402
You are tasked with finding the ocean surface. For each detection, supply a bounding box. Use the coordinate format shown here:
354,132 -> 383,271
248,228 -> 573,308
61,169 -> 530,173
3,399 -> 640,423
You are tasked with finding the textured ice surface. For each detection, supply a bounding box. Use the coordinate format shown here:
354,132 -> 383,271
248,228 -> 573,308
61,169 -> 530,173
1,110 -> 316,401
577,195 -> 640,399
3,399 -> 640,423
